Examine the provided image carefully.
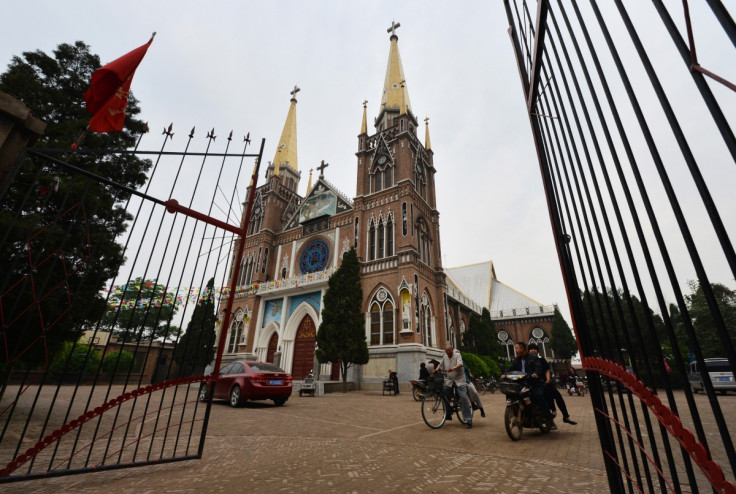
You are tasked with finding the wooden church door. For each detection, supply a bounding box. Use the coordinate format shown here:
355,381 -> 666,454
266,333 -> 278,363
291,315 -> 316,380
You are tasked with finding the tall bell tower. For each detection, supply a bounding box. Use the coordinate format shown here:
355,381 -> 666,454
354,22 -> 447,350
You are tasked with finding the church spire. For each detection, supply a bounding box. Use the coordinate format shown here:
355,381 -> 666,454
360,99 -> 368,135
379,21 -> 411,117
306,168 -> 313,194
273,85 -> 299,176
424,117 -> 432,150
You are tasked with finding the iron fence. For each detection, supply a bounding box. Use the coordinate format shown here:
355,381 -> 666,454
0,125 -> 263,481
505,1 -> 736,492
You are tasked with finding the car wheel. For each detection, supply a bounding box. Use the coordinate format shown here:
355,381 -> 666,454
198,384 -> 208,402
273,398 -> 287,406
229,385 -> 242,407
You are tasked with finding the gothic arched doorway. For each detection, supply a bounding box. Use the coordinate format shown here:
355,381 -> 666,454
291,315 -> 316,380
266,333 -> 278,363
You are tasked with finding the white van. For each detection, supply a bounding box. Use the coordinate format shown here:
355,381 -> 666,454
687,358 -> 736,394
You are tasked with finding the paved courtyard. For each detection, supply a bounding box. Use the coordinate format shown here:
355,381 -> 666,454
6,388 -> 611,493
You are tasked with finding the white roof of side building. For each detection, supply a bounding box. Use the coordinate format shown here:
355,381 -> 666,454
445,260 -> 554,319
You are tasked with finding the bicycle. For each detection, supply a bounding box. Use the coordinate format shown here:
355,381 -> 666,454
421,376 -> 469,429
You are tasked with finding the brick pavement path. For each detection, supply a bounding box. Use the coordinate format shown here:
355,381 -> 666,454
7,389 -> 607,493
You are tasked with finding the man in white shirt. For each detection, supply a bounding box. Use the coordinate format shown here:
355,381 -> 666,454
438,344 -> 473,427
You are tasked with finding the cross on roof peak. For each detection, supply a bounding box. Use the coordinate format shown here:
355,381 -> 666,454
387,20 -> 401,36
424,116 -> 430,124
290,85 -> 301,100
317,160 -> 329,178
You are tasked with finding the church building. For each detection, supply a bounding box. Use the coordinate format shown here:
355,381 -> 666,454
218,24 -> 557,387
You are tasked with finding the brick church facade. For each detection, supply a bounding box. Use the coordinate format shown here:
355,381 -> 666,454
217,25 -> 557,387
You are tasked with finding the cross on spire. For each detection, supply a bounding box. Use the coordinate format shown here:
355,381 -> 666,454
363,99 -> 368,108
387,20 -> 401,36
290,85 -> 301,100
424,117 -> 430,124
317,160 -> 329,178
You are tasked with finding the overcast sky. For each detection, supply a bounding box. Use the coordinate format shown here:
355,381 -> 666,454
3,1 -> 735,329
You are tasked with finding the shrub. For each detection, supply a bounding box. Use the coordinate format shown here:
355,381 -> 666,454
49,341 -> 100,374
102,349 -> 135,374
460,351 -> 490,378
479,355 -> 501,377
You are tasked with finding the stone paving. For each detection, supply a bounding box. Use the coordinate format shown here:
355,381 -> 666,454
6,388 -> 611,493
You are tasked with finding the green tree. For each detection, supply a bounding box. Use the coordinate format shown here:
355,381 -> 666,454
683,281 -> 736,358
0,42 -> 151,386
462,308 -> 502,359
316,247 -> 368,392
173,277 -> 217,376
101,277 -> 179,341
101,349 -> 135,374
550,308 -> 578,359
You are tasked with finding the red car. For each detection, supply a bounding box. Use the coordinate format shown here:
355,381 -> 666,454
199,361 -> 293,407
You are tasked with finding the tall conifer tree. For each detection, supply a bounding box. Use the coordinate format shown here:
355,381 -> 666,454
316,247 -> 368,392
173,277 -> 217,375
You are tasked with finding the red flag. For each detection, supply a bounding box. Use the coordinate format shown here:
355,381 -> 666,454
83,35 -> 154,133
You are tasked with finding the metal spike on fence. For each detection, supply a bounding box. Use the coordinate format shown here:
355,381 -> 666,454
189,127 -> 195,138
163,123 -> 174,140
206,128 -> 216,141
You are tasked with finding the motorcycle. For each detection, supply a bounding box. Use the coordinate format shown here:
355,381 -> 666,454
567,376 -> 587,396
410,379 -> 428,401
500,371 -> 554,441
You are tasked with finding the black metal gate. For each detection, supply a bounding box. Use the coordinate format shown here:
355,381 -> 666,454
505,1 -> 736,492
0,125 -> 264,481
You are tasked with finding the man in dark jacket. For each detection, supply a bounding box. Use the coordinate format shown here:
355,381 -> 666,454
502,342 -> 556,429
528,343 -> 576,425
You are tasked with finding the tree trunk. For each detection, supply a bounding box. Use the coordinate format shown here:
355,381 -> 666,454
341,362 -> 348,393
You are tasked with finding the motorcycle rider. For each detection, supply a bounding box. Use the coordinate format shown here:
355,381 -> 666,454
528,343 -> 576,425
502,342 -> 556,430
438,344 -> 474,428
419,362 -> 430,382
566,365 -> 579,394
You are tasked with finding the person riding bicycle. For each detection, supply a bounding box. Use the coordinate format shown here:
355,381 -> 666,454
438,344 -> 473,428
502,342 -> 556,430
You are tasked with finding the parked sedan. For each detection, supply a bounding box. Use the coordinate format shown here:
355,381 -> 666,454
199,361 -> 293,407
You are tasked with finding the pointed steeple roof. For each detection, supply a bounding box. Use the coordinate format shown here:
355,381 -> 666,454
361,100 -> 368,135
424,117 -> 432,150
273,85 -> 299,175
380,21 -> 411,116
306,168 -> 313,195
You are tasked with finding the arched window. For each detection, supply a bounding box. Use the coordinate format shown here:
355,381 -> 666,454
377,218 -> 385,258
368,221 -> 376,261
373,172 -> 382,193
261,248 -> 269,273
370,303 -> 381,345
227,317 -> 243,354
402,203 -> 408,236
528,327 -> 552,359
354,217 -> 359,248
383,301 -> 394,345
498,330 -> 514,360
369,289 -> 395,346
420,293 -> 432,347
386,216 -> 394,256
384,168 -> 392,188
417,218 -> 431,265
